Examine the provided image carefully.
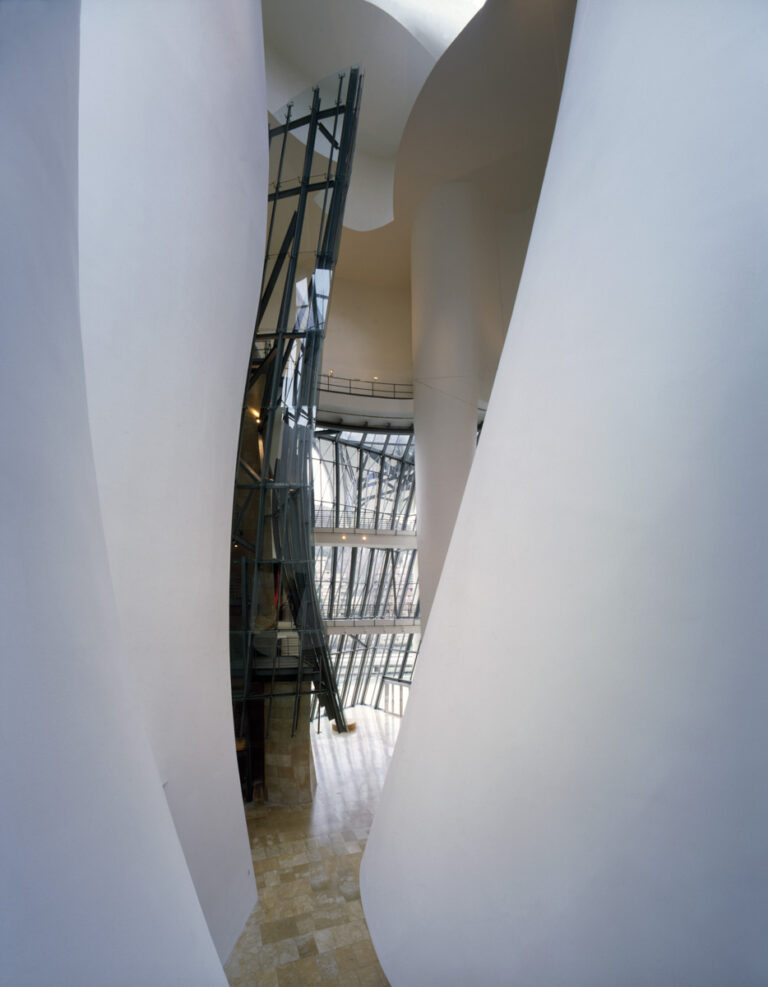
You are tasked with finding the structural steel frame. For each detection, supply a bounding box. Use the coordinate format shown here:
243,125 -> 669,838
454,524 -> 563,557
310,426 -> 420,719
230,69 -> 362,798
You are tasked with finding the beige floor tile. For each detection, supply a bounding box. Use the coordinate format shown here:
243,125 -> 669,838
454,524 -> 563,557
316,950 -> 340,981
276,954 -> 322,986
313,927 -> 336,953
335,972 -> 361,987
294,911 -> 315,936
358,964 -> 389,986
260,916 -> 299,944
225,706 -> 396,987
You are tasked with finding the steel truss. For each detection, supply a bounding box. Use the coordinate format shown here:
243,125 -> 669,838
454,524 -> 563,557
230,70 -> 362,799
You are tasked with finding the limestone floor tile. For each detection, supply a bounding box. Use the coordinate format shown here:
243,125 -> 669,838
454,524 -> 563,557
316,950 -> 340,981
261,917 -> 300,945
276,954 -> 323,985
225,705 -> 399,986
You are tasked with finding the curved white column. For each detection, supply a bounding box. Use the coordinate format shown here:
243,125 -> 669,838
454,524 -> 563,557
411,181 -> 494,626
0,3 -> 225,983
363,2 -> 768,984
78,0 -> 268,960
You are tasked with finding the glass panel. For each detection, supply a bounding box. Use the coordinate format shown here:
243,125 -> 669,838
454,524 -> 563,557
231,68 -> 363,779
310,427 -> 422,712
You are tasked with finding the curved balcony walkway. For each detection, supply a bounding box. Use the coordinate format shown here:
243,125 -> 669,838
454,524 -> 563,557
317,375 -> 414,430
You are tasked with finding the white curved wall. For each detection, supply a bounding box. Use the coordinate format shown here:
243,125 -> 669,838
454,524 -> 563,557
411,183 -> 487,627
78,0 -> 267,961
263,0 -> 434,234
362,2 -> 768,983
363,0 -> 485,59
341,152 -> 397,231
0,3 -> 226,983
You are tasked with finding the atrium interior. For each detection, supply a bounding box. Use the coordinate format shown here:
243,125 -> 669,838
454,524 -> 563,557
3,1 -> 767,985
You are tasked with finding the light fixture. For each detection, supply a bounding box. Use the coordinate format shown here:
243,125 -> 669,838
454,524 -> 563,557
362,535 -> 368,542
373,376 -> 379,381
328,369 -> 334,376
341,534 -> 347,541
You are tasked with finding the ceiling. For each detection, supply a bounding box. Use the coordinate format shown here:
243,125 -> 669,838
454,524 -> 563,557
262,0 -> 576,290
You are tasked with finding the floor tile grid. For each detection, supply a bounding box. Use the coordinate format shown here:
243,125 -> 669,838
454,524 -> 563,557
225,707 -> 399,986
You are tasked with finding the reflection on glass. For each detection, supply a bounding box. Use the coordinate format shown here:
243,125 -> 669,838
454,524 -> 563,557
311,429 -> 416,530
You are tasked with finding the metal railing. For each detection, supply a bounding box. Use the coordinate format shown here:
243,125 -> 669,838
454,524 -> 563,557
314,502 -> 416,530
318,373 -> 413,399
324,607 -> 420,623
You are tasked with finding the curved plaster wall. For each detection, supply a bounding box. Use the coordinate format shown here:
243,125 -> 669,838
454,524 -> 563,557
263,0 -> 434,232
410,182 -> 487,627
0,3 -> 226,983
363,0 -> 485,59
78,0 -> 267,961
362,2 -> 768,983
393,0 -> 575,223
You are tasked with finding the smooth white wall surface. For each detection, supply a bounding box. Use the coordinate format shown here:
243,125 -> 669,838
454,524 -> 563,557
411,182 -> 492,626
78,0 -> 268,961
494,205 -> 535,370
341,152 -> 397,231
363,0 -> 485,59
324,277 -> 413,383
362,2 -> 768,984
0,3 -> 225,983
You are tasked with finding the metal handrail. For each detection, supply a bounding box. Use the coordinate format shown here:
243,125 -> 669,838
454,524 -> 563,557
325,610 -> 420,623
317,373 -> 413,399
314,502 -> 417,530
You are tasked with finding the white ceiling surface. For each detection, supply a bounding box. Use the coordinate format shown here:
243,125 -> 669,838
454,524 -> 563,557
262,0 -> 435,231
394,0 -> 577,220
362,0 -> 486,59
336,0 -> 574,291
261,0 -> 573,336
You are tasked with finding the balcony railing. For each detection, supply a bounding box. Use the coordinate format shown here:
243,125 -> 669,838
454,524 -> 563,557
321,604 -> 420,622
318,373 -> 413,399
314,502 -> 416,530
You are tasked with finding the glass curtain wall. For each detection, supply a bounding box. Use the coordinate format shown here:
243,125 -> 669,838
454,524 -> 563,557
311,428 -> 420,717
327,632 -> 420,709
313,430 -> 417,530
314,546 -> 419,620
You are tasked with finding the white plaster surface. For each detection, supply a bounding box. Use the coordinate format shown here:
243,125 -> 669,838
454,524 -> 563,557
324,277 -> 413,383
340,152 -> 397,231
411,182 -> 492,627
494,205 -> 535,369
263,0 -> 433,233
363,0 -> 485,59
0,3 -> 226,983
78,0 -> 267,962
362,2 -> 768,983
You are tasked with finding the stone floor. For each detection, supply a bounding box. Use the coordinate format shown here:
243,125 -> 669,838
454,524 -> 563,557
225,705 -> 400,986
